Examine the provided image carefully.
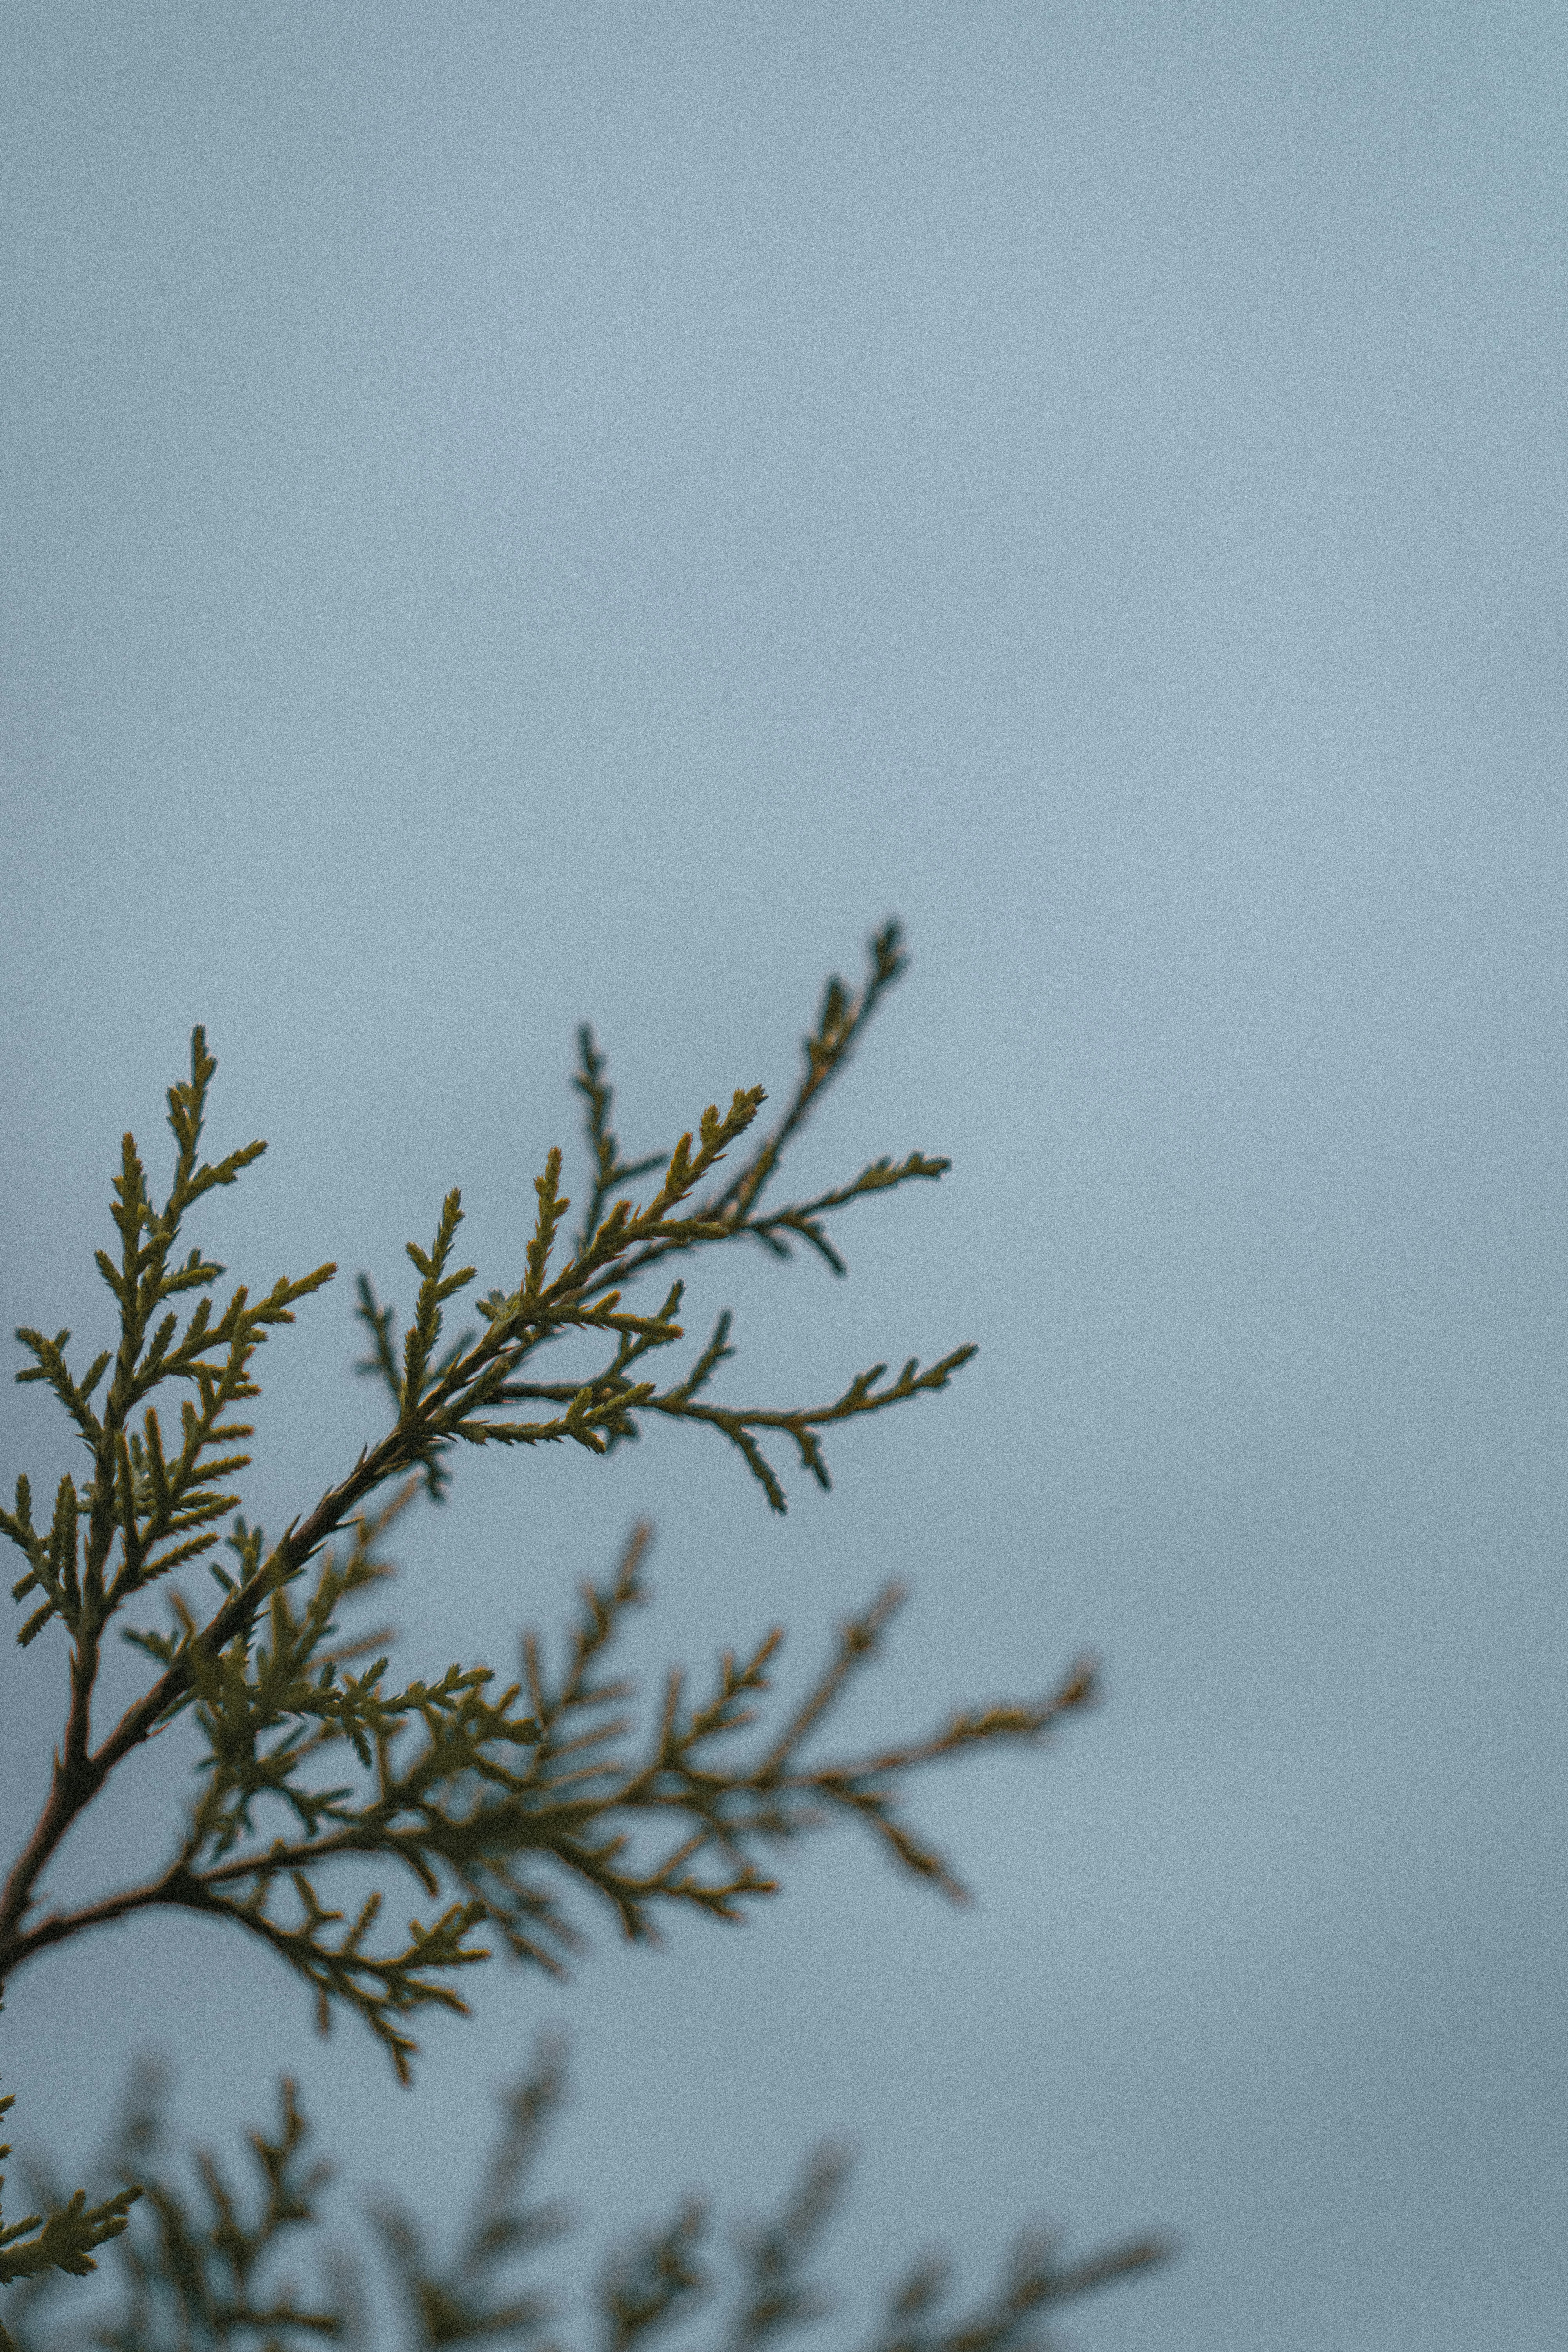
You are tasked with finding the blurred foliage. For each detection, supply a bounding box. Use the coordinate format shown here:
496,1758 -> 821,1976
4,2047 -> 1168,2352
0,1995 -> 140,2319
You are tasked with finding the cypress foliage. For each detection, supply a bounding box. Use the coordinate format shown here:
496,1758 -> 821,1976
0,927 -> 1169,2347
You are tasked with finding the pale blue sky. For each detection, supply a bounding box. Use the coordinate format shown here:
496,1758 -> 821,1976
3,8 -> 1566,2349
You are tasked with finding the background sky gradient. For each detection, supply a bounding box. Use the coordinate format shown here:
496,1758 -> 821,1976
3,8 -> 1566,2349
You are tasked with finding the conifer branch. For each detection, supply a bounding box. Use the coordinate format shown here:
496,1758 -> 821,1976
0,1526 -> 1096,2075
2,2053 -> 1171,2352
0,932 -> 1079,2088
1,2065 -> 341,2351
0,2010 -> 141,2328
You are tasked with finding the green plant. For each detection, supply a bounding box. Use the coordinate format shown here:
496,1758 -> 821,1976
0,926 -> 1169,2347
5,2045 -> 1169,2352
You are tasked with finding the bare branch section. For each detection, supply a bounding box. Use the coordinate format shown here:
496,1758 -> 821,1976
0,926 -> 1084,2099
3,2053 -> 1172,2352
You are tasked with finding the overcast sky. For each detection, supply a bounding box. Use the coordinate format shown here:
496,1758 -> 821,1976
3,8 -> 1566,2349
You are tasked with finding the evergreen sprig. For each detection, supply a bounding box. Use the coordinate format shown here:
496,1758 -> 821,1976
3,2062 -> 341,2352
2,2053 -> 1170,2352
0,926 -> 1135,2316
0,2006 -> 141,2352
0,1504 -> 1096,2084
346,922 -> 961,1518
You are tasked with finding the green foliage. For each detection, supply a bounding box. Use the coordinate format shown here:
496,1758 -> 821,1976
0,927 -> 1076,2076
2,2050 -> 1169,2352
0,2003 -> 141,2351
2,2062 -> 338,2352
0,924 -> 1168,2339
